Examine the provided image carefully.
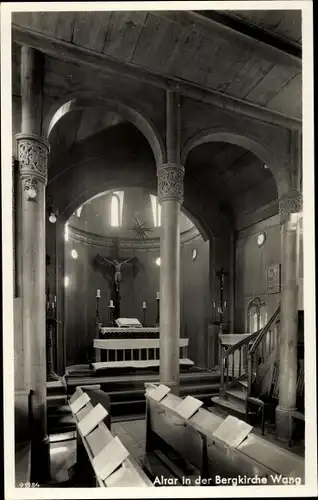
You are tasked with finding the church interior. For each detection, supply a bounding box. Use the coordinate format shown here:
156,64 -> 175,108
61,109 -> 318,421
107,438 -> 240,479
10,6 -> 308,489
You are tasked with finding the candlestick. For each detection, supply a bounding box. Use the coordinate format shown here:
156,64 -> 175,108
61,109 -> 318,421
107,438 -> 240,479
96,293 -> 101,326
142,305 -> 147,327
156,296 -> 160,326
109,301 -> 115,326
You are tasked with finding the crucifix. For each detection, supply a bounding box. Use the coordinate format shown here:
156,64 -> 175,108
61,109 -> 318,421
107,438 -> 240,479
93,238 -> 139,321
217,268 -> 228,333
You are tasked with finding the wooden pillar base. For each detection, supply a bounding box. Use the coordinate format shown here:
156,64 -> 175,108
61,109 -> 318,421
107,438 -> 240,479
275,405 -> 296,442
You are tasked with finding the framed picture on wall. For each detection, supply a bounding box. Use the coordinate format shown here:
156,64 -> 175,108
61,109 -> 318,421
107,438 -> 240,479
266,263 -> 281,294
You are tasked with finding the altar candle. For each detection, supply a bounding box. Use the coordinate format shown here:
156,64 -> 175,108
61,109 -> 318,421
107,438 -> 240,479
96,289 -> 101,298
156,292 -> 160,300
110,300 -> 114,307
142,301 -> 147,308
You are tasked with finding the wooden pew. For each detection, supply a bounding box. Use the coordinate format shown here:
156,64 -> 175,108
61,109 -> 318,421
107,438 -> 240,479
145,386 -> 304,485
69,387 -> 153,487
92,338 -> 194,371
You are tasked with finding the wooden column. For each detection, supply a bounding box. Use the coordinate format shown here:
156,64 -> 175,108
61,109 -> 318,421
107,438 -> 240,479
158,90 -> 184,395
229,232 -> 236,333
56,219 -> 66,375
16,46 -> 50,483
275,189 -> 303,441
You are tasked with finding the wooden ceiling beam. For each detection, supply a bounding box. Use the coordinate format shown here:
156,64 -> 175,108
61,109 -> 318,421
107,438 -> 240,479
191,11 -> 301,63
12,24 -> 301,131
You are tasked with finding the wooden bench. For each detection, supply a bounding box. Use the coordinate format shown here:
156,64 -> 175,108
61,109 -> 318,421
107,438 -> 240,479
145,386 -> 304,484
69,387 -> 153,487
92,338 -> 194,371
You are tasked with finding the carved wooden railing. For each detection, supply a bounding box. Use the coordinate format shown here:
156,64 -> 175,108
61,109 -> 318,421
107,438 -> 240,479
246,304 -> 281,400
220,304 -> 280,397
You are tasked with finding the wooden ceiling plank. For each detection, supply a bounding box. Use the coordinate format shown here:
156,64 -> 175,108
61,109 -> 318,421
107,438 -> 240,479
220,151 -> 256,181
233,177 -> 277,213
213,146 -> 250,175
226,162 -> 270,196
12,24 -> 302,130
168,27 -> 203,78
224,56 -> 274,99
204,40 -> 255,92
265,72 -> 302,119
176,34 -> 221,86
245,65 -> 300,106
132,14 -> 189,74
73,12 -> 112,51
103,11 -> 148,62
14,12 -> 59,39
130,13 -> 162,65
54,12 -> 76,42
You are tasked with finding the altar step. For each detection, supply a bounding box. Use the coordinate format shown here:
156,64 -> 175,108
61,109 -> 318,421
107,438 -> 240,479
66,368 -> 221,419
47,369 -> 221,432
46,379 -> 68,408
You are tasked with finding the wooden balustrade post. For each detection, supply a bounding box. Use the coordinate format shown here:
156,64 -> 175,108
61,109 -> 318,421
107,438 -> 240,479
220,346 -> 225,396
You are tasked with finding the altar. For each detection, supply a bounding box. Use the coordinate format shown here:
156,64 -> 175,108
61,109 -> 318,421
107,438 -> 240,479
92,336 -> 193,372
99,326 -> 160,339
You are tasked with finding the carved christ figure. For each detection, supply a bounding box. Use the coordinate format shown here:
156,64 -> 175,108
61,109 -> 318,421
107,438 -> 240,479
92,253 -> 140,293
101,257 -> 132,285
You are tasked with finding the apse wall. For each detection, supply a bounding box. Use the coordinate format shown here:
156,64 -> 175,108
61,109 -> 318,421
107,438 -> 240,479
64,233 -> 210,367
235,214 -> 281,332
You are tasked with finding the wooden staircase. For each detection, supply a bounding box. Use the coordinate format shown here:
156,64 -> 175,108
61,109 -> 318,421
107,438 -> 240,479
211,304 -> 305,437
212,305 -> 281,430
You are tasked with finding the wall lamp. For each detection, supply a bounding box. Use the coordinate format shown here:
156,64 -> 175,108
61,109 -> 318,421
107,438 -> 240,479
48,207 -> 59,224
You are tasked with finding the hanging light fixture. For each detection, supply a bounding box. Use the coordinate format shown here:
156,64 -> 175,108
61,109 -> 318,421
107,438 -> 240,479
48,206 -> 59,224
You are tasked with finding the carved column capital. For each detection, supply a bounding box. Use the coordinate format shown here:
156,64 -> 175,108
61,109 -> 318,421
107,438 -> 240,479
279,189 -> 303,225
16,134 -> 50,198
157,162 -> 185,204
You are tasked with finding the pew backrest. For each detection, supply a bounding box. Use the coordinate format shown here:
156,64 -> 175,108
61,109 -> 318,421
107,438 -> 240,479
69,387 -> 153,487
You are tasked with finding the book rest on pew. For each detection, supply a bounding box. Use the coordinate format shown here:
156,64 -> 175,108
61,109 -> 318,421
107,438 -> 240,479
92,338 -> 194,372
145,384 -> 304,486
68,386 -> 153,487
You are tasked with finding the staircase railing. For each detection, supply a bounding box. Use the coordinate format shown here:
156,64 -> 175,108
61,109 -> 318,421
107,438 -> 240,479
247,304 -> 281,399
220,330 -> 260,396
219,304 -> 280,397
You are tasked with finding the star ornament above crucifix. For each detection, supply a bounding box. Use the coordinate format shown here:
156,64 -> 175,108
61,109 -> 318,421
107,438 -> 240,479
129,216 -> 154,240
